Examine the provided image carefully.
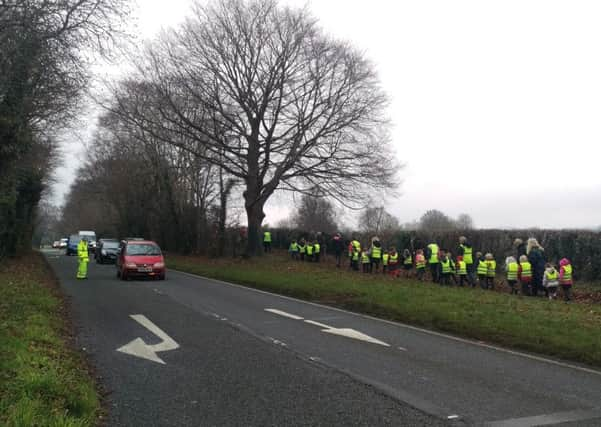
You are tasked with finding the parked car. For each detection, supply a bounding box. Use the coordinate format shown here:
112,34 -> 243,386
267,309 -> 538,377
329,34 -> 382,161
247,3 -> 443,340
66,234 -> 81,256
116,240 -> 165,281
52,241 -> 60,249
59,238 -> 68,249
96,239 -> 120,264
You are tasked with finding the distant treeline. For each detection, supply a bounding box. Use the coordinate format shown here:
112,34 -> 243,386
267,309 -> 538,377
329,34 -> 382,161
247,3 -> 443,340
261,228 -> 601,282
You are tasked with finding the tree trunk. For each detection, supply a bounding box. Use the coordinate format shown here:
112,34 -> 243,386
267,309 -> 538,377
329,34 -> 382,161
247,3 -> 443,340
245,200 -> 265,257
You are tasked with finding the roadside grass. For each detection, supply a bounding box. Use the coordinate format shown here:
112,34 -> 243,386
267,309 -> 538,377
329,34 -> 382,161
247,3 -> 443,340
0,253 -> 99,426
168,253 -> 601,367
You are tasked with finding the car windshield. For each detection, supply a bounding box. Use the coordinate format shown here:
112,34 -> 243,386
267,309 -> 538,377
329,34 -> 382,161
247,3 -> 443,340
126,244 -> 161,256
103,241 -> 119,249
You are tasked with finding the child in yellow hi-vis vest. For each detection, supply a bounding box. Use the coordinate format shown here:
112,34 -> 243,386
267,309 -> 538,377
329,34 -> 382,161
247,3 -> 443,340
361,250 -> 371,273
402,249 -> 413,278
382,251 -> 389,274
415,249 -> 426,281
559,258 -> 573,302
388,247 -> 400,278
457,256 -> 468,287
485,253 -> 496,290
505,256 -> 519,295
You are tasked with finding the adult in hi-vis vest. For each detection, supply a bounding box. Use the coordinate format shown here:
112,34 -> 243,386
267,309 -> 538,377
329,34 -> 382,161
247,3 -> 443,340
76,238 -> 89,279
426,242 -> 440,283
263,230 -> 272,253
458,236 -> 475,286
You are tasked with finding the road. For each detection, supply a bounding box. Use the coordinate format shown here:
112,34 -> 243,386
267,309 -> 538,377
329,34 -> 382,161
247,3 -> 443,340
44,250 -> 601,427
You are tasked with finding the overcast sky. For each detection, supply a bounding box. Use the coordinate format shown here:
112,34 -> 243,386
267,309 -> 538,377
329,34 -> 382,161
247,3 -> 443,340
52,0 -> 601,229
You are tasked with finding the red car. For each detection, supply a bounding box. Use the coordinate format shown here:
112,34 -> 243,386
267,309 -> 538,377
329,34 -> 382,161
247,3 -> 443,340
116,240 -> 166,280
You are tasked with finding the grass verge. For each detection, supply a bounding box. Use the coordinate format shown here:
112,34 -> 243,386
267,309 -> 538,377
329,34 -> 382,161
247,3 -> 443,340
168,253 -> 601,367
0,253 -> 100,426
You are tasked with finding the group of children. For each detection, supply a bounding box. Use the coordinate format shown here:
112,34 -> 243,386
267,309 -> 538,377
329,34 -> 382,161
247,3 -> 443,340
504,255 -> 574,301
288,239 -> 322,262
287,236 -> 575,302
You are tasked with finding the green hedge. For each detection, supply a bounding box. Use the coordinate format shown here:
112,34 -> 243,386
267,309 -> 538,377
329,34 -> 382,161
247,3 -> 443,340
266,228 -> 601,283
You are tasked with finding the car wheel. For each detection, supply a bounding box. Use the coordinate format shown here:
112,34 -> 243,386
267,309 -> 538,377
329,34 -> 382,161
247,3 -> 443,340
159,273 -> 165,281
120,270 -> 127,281
116,268 -> 121,278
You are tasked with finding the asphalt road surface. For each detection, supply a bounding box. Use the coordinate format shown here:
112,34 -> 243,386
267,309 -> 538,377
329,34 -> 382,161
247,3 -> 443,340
44,250 -> 601,427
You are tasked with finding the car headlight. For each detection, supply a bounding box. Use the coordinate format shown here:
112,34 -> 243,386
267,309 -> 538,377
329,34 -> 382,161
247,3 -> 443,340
101,250 -> 107,255
125,262 -> 136,268
154,262 -> 165,269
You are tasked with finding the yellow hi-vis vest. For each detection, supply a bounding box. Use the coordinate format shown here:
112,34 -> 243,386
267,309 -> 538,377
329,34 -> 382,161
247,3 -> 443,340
486,260 -> 496,277
507,262 -> 518,280
441,259 -> 452,274
561,264 -> 573,284
389,253 -> 399,264
361,252 -> 370,264
428,243 -> 439,263
382,253 -> 389,266
314,243 -> 320,254
460,244 -> 473,264
415,254 -> 426,269
351,240 -> 361,252
352,250 -> 359,261
306,245 -> 314,255
477,260 -> 488,276
263,231 -> 271,242
77,240 -> 88,260
404,255 -> 413,265
371,246 -> 382,259
289,242 -> 299,252
520,262 -> 532,279
458,260 -> 467,275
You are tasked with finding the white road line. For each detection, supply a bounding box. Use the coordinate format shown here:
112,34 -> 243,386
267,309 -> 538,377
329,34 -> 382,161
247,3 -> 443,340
303,319 -> 333,329
323,328 -> 390,347
173,269 -> 601,377
398,346 -> 408,352
485,408 -> 601,427
266,309 -> 391,347
264,308 -> 305,320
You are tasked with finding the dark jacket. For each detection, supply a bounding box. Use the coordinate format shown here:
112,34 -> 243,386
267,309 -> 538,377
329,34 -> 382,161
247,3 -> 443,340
528,248 -> 546,278
516,243 -> 527,261
332,236 -> 344,254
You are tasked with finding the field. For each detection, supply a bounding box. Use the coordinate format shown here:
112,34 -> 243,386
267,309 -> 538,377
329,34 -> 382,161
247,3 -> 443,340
0,253 -> 100,426
168,252 -> 601,367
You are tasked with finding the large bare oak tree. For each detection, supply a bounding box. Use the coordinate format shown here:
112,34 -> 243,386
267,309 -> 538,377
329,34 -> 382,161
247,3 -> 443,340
117,0 -> 398,255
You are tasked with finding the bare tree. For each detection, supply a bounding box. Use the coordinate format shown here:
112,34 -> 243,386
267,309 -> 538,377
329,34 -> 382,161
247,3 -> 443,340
114,0 -> 399,255
359,206 -> 399,236
455,213 -> 475,230
419,209 -> 456,232
292,193 -> 338,234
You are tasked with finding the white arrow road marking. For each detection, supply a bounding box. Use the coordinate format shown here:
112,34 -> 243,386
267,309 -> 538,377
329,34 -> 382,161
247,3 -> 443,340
264,308 -> 304,320
322,328 -> 390,347
265,308 -> 390,347
116,314 -> 179,365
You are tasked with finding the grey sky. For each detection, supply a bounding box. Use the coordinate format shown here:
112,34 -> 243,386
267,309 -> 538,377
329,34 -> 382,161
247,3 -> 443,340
52,0 -> 601,229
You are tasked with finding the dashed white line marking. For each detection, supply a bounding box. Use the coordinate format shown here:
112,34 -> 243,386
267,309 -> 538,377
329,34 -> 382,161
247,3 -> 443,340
398,346 -> 408,352
447,414 -> 460,420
